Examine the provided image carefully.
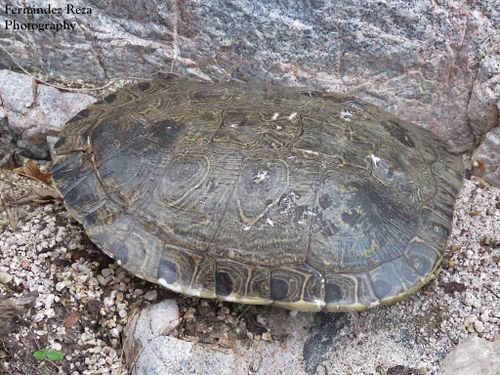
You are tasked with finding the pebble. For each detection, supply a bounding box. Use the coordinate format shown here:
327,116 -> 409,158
110,328 -> 120,338
144,290 -> 157,301
55,281 -> 67,291
101,268 -> 113,278
102,346 -> 117,359
0,270 -> 13,284
474,320 -> 484,333
97,275 -> 108,286
462,293 -> 481,309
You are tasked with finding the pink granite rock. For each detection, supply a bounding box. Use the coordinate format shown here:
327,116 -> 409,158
0,70 -> 96,158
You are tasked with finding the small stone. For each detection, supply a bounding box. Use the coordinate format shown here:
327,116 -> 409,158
144,290 -> 157,301
184,307 -> 196,321
110,328 -> 120,338
443,335 -> 500,375
55,281 -> 66,292
116,292 -> 124,302
480,311 -> 490,322
134,289 -> 144,297
474,320 -> 484,333
97,275 -> 108,286
261,332 -> 272,341
463,292 -> 481,309
0,271 -> 13,284
32,312 -> 45,323
77,264 -> 91,274
101,268 -> 113,278
118,309 -> 127,319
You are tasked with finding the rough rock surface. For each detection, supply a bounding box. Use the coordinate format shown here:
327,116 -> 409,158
123,299 -> 181,373
442,336 -> 500,375
0,70 -> 96,158
1,0 -> 499,154
473,117 -> 500,187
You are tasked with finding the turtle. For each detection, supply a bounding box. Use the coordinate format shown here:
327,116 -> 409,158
51,79 -> 464,312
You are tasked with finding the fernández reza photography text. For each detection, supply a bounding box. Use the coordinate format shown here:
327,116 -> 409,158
4,4 -> 92,32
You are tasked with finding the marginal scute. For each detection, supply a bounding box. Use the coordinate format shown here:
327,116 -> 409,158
159,258 -> 178,284
433,160 -> 464,197
55,165 -> 106,222
247,267 -> 271,300
369,257 -> 423,301
157,245 -> 198,292
416,207 -> 452,250
215,259 -> 248,298
52,80 -> 465,312
270,276 -> 288,301
190,254 -> 217,299
271,265 -> 325,311
215,271 -> 233,296
52,153 -> 93,195
87,215 -> 135,265
324,273 -> 357,308
355,273 -> 378,306
405,237 -> 441,276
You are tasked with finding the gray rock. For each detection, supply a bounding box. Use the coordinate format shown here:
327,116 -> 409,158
134,337 -> 248,375
143,290 -> 158,301
123,300 -> 181,370
1,0 -> 499,155
0,70 -> 96,159
123,300 -> 310,375
442,336 -> 500,375
124,299 -> 251,374
467,54 -> 500,139
473,125 -> 500,187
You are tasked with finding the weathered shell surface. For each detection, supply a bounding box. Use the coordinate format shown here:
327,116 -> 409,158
52,80 -> 464,312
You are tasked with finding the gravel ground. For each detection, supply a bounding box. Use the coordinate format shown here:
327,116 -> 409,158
0,166 -> 498,375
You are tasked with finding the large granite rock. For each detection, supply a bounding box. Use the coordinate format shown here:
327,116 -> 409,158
442,336 -> 500,375
0,0 -> 498,156
473,126 -> 500,186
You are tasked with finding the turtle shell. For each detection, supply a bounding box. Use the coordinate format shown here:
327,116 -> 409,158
52,80 -> 464,312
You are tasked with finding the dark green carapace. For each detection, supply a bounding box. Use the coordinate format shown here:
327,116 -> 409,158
52,80 -> 464,312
